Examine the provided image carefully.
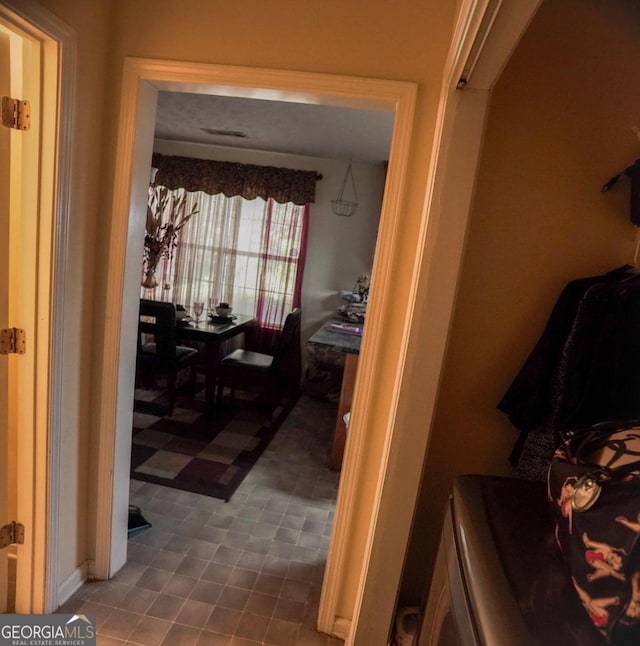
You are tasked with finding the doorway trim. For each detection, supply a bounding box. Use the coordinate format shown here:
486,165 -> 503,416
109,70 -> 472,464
0,0 -> 76,613
95,57 -> 417,631
345,1 -> 543,642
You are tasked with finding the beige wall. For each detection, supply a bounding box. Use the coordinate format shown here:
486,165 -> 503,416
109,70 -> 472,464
35,0 -> 459,624
402,0 -> 640,603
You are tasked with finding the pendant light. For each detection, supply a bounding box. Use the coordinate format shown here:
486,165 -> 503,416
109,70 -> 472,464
332,156 -> 359,217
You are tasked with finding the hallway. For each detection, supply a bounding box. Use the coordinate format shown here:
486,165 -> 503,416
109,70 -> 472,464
58,395 -> 344,646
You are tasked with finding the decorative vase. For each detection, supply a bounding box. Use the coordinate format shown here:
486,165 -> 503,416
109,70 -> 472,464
142,267 -> 158,289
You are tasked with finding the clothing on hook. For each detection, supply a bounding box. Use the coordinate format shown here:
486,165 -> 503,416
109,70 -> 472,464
499,265 -> 640,480
602,158 -> 640,226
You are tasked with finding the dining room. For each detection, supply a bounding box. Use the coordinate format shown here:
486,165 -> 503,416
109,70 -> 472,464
130,93 -> 390,446
130,92 -> 388,479
146,91 -> 390,352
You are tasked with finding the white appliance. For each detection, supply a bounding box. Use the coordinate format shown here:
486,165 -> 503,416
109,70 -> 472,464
419,475 -> 604,646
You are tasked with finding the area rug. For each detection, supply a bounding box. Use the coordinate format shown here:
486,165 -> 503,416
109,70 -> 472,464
130,384 -> 295,502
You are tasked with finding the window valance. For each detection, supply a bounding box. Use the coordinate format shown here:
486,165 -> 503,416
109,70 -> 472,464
151,153 -> 322,206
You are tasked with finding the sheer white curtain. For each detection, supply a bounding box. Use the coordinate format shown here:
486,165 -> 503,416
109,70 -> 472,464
152,190 -> 307,335
171,191 -> 243,313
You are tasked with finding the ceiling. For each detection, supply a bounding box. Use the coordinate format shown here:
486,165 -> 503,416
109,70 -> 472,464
154,91 -> 395,164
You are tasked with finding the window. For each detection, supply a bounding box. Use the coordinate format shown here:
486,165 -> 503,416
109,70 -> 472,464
149,188 -> 308,334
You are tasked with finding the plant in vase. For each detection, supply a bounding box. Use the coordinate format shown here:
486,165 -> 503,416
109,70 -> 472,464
142,183 -> 199,288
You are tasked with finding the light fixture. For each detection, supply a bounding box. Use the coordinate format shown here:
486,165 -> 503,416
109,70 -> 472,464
331,157 -> 359,217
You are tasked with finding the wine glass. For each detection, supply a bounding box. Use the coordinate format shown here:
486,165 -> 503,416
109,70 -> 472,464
193,301 -> 204,324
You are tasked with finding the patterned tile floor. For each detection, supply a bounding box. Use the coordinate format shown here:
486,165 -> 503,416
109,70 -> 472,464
58,394 -> 345,646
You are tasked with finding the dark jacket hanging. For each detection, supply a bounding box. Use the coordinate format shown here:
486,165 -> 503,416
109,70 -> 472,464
498,266 -> 640,479
602,158 -> 640,226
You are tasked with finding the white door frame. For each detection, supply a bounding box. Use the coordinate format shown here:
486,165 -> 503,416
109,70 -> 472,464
94,55 -> 417,625
0,0 -> 75,613
0,19 -> 11,616
96,1 -> 541,642
346,1 -> 541,642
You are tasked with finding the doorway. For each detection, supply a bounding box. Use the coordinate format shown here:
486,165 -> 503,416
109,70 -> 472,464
132,96 -> 393,644
96,58 -> 416,638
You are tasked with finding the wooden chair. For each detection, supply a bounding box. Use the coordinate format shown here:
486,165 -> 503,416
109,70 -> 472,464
135,299 -> 199,415
216,308 -> 302,413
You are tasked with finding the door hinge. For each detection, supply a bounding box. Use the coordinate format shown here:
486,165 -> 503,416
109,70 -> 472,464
1,96 -> 30,130
0,328 -> 26,355
0,521 -> 25,549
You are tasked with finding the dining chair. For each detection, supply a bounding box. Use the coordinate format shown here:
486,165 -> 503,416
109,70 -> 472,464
135,299 -> 199,415
216,307 -> 302,414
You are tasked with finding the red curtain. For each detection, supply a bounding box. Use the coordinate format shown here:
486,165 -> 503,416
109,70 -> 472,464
249,199 -> 309,354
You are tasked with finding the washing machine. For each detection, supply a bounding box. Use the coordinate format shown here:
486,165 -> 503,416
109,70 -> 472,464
419,475 -> 605,646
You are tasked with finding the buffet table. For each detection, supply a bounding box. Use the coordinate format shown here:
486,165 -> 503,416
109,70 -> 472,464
306,318 -> 362,470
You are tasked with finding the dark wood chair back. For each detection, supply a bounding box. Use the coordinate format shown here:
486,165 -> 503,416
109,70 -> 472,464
135,299 -> 199,414
137,299 -> 180,365
216,307 -> 302,413
271,307 -> 302,376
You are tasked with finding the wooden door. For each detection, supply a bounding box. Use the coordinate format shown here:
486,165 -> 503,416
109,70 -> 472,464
0,14 -> 46,611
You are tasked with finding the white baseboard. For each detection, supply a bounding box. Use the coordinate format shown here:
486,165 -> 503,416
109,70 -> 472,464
332,617 -> 351,641
57,562 -> 89,608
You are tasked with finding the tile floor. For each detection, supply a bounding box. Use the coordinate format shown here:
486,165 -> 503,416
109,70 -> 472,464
58,394 -> 345,646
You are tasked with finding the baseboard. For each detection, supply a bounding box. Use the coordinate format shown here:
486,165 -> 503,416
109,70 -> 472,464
57,562 -> 89,608
332,617 -> 351,641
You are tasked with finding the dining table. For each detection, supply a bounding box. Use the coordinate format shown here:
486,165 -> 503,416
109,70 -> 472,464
176,313 -> 256,414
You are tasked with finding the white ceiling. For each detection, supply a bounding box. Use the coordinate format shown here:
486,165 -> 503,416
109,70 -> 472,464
154,91 -> 395,164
